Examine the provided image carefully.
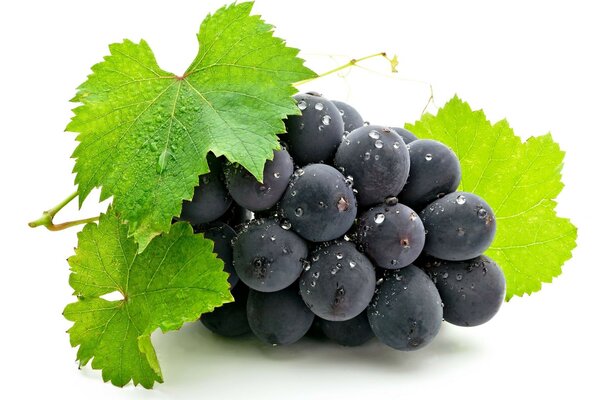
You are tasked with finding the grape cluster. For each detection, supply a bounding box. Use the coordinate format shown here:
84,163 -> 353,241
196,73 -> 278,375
185,92 -> 506,350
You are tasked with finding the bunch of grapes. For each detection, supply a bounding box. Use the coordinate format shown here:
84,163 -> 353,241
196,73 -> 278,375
183,92 -> 506,350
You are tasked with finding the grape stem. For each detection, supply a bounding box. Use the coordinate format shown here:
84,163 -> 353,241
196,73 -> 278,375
28,191 -> 100,231
295,52 -> 398,86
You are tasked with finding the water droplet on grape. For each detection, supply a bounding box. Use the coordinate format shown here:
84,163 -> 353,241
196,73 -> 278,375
336,252 -> 343,260
425,153 -> 433,161
456,195 -> 466,205
478,208 -> 488,218
456,273 -> 463,281
321,115 -> 331,125
364,152 -> 371,160
349,260 -> 356,268
369,130 -> 380,139
409,212 -> 417,221
280,220 -> 291,230
374,213 -> 385,224
393,141 -> 401,149
375,139 -> 384,149
295,207 -> 303,217
297,100 -> 307,110
273,172 -> 281,178
315,102 -> 324,111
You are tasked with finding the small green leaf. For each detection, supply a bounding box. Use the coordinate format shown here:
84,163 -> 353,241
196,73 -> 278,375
406,96 -> 577,300
63,209 -> 232,388
68,2 -> 316,251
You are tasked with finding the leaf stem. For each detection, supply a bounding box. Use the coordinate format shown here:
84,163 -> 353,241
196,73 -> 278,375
28,191 -> 100,231
295,52 -> 397,86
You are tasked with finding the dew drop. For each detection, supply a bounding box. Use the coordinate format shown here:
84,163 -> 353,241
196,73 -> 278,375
349,260 -> 356,268
315,102 -> 324,111
369,130 -> 380,139
295,207 -> 303,217
310,281 -> 316,287
270,236 -> 276,241
336,252 -> 344,260
297,100 -> 307,110
312,272 -> 320,279
478,208 -> 488,219
456,195 -> 466,205
339,109 -> 345,115
393,141 -> 401,149
409,212 -> 417,221
321,115 -> 331,125
280,220 -> 291,230
425,153 -> 433,161
364,152 -> 371,160
273,172 -> 281,178
374,213 -> 385,224
375,139 -> 384,149
456,273 -> 463,281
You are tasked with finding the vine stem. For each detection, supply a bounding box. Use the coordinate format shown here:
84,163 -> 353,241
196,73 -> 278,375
295,52 -> 398,86
28,191 -> 99,231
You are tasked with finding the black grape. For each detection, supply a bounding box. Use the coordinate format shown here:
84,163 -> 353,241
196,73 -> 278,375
399,139 -> 461,211
225,148 -> 294,212
425,255 -> 506,327
368,265 -> 442,351
391,127 -> 418,144
200,284 -> 250,337
319,310 -> 374,347
280,164 -> 357,242
331,100 -> 364,133
247,285 -> 315,345
218,204 -> 254,229
356,201 -> 425,269
284,93 -> 344,165
420,192 -> 496,261
232,218 -> 308,292
334,125 -> 410,207
201,223 -> 238,288
299,241 -> 376,321
180,159 -> 232,225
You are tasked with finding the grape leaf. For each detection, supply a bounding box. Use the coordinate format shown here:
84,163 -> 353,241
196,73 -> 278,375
406,96 -> 577,300
63,210 -> 232,388
67,1 -> 316,251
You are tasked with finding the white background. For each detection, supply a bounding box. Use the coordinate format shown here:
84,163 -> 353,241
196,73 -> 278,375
2,0 -> 599,398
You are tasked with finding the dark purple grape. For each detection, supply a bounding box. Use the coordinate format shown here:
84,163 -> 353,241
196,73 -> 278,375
356,202 -> 425,269
225,149 -> 294,212
232,219 -> 308,292
368,266 -> 442,351
200,284 -> 250,337
299,241 -> 376,321
425,255 -> 506,327
399,139 -> 461,211
180,160 -> 232,225
331,100 -> 364,133
280,164 -> 357,242
284,93 -> 344,165
246,285 -> 314,345
334,125 -> 410,207
319,310 -> 374,346
420,192 -> 496,261
200,223 -> 238,288
391,127 -> 418,144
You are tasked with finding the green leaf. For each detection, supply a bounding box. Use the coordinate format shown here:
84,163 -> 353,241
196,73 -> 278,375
67,1 -> 316,251
406,96 -> 577,300
63,210 -> 232,388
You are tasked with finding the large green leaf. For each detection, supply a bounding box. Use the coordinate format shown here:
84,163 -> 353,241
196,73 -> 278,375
406,97 -> 577,300
63,210 -> 232,388
67,2 -> 316,251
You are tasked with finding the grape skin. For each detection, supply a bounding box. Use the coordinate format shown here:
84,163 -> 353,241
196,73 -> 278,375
425,255 -> 506,327
334,125 -> 410,207
225,149 -> 294,212
200,223 -> 238,288
200,284 -> 250,337
280,164 -> 357,242
368,265 -> 442,351
247,285 -> 315,345
232,219 -> 308,292
356,202 -> 425,269
299,241 -> 376,321
331,100 -> 364,133
391,127 -> 418,144
399,139 -> 461,211
319,310 -> 374,347
180,166 -> 232,225
284,93 -> 344,165
420,192 -> 496,261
